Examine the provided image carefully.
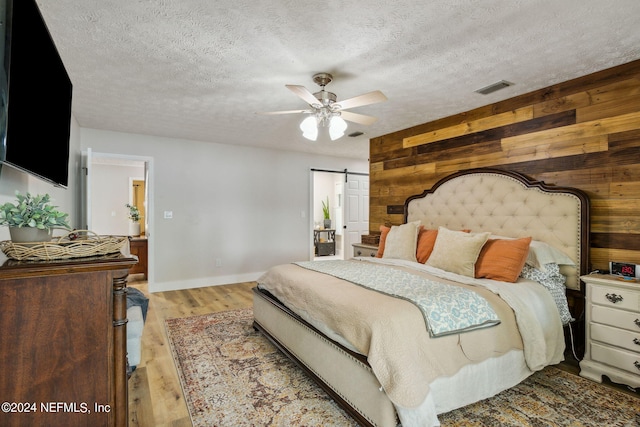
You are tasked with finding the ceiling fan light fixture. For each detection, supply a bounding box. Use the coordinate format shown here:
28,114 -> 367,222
264,71 -> 386,142
329,116 -> 347,141
300,116 -> 318,141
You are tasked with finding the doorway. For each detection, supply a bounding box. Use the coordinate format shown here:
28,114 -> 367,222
131,179 -> 146,235
82,149 -> 154,284
310,169 -> 369,261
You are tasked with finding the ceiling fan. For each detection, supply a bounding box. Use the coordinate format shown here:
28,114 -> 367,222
259,72 -> 387,141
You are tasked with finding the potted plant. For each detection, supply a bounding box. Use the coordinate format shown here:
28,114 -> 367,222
322,196 -> 331,229
0,191 -> 70,242
126,203 -> 141,236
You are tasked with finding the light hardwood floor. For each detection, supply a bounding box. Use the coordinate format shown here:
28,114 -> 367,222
127,275 -> 255,427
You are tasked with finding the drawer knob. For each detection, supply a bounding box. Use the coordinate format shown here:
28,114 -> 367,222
635,319 -> 640,328
635,338 -> 640,346
357,250 -> 362,256
635,361 -> 640,371
605,293 -> 624,304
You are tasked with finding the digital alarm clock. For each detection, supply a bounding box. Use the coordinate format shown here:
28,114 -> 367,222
610,261 -> 639,278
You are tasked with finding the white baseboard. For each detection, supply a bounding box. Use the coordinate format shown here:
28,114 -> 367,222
148,271 -> 264,293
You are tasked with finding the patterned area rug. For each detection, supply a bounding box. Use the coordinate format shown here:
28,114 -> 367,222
166,308 -> 358,426
166,308 -> 640,427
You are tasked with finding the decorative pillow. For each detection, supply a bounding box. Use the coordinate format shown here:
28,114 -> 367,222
416,227 -> 438,263
416,228 -> 471,263
527,240 -> 575,271
376,225 -> 391,258
475,237 -> 532,282
489,235 -> 576,272
426,227 -> 490,277
382,221 -> 421,262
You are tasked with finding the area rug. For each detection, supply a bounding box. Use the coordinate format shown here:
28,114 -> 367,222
166,308 -> 640,427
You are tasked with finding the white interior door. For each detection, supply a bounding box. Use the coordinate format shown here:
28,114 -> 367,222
344,174 -> 369,258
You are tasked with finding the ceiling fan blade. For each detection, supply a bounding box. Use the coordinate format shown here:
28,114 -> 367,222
286,84 -> 321,107
340,110 -> 378,126
333,90 -> 387,111
257,109 -> 312,115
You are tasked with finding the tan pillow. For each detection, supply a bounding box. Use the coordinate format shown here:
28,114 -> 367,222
475,237 -> 532,282
382,221 -> 421,262
427,227 -> 490,277
416,227 -> 471,263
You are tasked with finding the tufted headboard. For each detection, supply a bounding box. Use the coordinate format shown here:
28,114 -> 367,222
404,169 -> 590,291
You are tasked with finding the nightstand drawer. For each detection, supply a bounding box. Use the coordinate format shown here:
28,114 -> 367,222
591,285 -> 640,312
591,342 -> 640,377
352,244 -> 378,258
592,305 -> 640,332
591,323 -> 640,353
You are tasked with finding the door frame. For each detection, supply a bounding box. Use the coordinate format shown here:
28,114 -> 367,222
83,149 -> 155,285
309,168 -> 369,260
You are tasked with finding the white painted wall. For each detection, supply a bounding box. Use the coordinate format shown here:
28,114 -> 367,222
314,172 -> 337,228
91,162 -> 145,235
79,127 -> 368,292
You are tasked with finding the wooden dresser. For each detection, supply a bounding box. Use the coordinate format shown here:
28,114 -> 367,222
0,253 -> 137,427
128,237 -> 148,279
580,274 -> 640,389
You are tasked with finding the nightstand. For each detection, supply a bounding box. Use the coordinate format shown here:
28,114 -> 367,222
580,273 -> 640,388
352,243 -> 378,258
314,229 -> 336,256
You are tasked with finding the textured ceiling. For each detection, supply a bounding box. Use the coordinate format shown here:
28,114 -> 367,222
38,0 -> 640,160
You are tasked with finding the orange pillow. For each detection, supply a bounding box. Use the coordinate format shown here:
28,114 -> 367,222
416,228 -> 438,263
475,237 -> 532,282
376,225 -> 391,258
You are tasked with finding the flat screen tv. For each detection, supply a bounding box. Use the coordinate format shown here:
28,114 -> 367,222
0,0 -> 73,188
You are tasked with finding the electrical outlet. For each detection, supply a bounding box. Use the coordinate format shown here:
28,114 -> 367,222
215,258 -> 222,268
163,211 -> 173,219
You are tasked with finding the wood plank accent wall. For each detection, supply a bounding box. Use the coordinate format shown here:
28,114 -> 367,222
370,59 -> 640,274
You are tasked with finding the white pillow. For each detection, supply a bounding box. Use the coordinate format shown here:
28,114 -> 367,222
382,221 -> 421,262
427,227 -> 490,277
527,240 -> 575,271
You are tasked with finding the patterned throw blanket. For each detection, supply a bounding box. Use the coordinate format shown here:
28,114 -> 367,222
295,260 -> 500,337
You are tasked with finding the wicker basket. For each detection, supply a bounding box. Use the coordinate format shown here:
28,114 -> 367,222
361,234 -> 380,245
0,230 -> 128,261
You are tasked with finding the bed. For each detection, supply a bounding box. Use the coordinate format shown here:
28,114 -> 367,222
253,168 -> 590,427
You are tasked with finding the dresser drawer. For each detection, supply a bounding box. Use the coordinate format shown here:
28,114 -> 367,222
591,284 -> 640,312
591,342 -> 640,377
592,304 -> 640,332
591,323 -> 640,353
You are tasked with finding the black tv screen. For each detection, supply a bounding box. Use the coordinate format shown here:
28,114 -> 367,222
1,0 -> 73,187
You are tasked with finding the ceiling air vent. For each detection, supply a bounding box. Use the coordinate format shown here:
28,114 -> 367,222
475,80 -> 514,95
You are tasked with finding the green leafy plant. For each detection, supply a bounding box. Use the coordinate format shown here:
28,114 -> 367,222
321,196 -> 330,220
0,191 -> 70,230
126,203 -> 141,222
